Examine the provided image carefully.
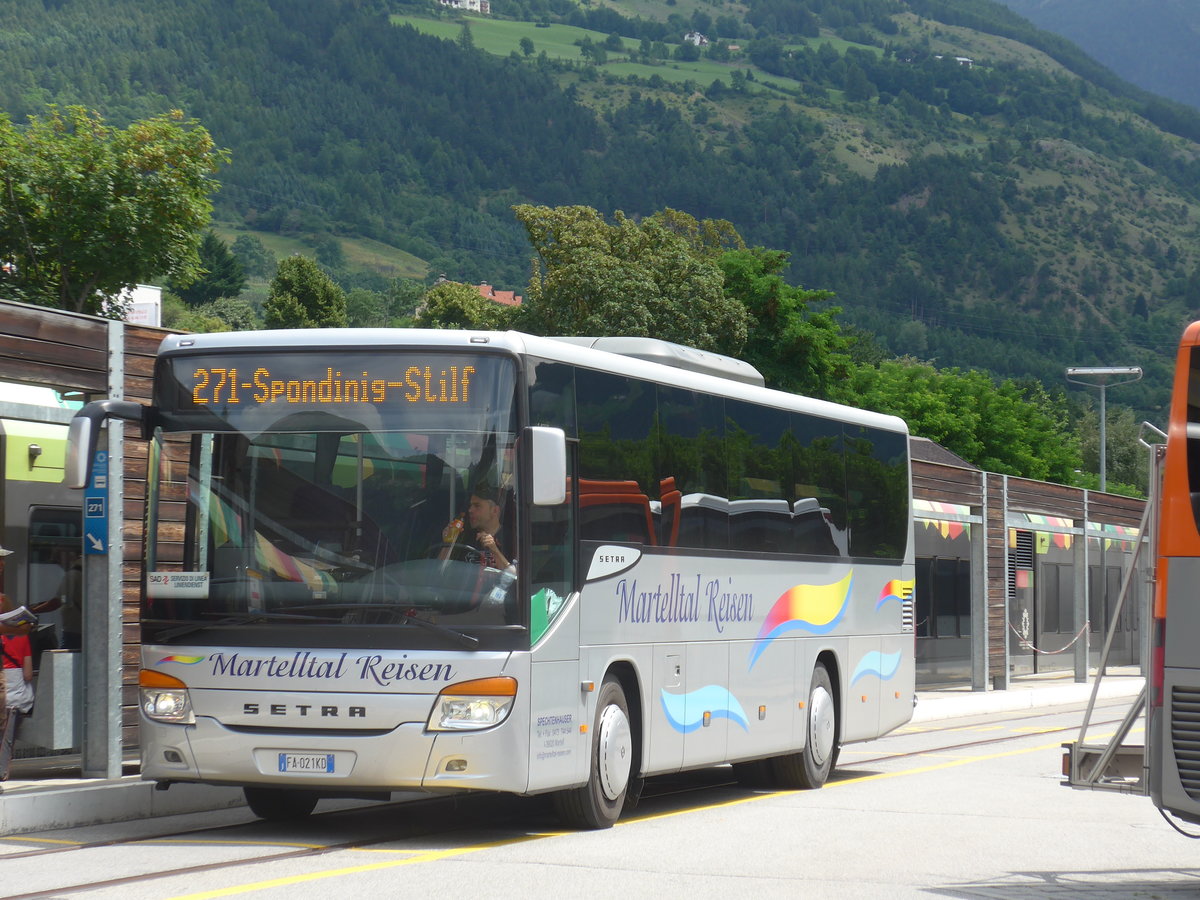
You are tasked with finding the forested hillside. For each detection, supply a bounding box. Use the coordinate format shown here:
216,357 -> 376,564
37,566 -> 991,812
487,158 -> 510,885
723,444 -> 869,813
3,0 -> 1200,415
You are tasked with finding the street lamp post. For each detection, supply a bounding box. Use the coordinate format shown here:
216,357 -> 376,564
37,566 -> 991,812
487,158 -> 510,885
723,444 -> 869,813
1066,366 -> 1143,492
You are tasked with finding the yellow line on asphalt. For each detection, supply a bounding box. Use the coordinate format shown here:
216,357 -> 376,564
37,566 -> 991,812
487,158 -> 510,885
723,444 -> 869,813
168,834 -> 550,899
167,737 -> 1066,899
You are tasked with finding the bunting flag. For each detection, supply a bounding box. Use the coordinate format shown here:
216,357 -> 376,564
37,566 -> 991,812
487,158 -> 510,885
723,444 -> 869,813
205,488 -> 243,546
918,519 -> 970,540
198,483 -> 335,591
915,499 -> 971,540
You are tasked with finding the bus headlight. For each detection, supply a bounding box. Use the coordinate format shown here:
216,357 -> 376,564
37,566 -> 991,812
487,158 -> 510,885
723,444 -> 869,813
427,676 -> 517,731
140,669 -> 195,725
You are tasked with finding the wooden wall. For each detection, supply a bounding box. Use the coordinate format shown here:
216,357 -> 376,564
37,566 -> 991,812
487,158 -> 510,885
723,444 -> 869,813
0,299 -> 176,747
914,460 -> 1147,685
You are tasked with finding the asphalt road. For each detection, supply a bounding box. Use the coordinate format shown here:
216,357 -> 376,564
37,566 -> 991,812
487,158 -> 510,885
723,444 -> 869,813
1,697 -> 1194,900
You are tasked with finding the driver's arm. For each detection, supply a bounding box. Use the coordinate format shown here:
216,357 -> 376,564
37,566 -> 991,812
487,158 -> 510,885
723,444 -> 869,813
477,532 -> 510,570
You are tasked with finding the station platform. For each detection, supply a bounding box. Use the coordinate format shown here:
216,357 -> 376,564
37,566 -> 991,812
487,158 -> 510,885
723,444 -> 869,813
0,670 -> 1146,837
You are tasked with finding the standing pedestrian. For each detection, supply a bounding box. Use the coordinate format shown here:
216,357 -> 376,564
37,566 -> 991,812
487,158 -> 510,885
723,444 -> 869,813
0,627 -> 33,780
0,543 -> 34,782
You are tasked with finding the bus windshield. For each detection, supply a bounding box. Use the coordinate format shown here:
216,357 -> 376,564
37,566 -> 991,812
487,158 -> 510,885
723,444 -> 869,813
144,351 -> 524,650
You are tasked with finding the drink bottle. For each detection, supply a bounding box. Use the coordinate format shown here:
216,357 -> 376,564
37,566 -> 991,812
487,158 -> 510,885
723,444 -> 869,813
444,516 -> 464,544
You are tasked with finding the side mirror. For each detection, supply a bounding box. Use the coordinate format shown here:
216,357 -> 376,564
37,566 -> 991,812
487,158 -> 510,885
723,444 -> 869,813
65,400 -> 148,489
65,415 -> 94,490
528,426 -> 567,506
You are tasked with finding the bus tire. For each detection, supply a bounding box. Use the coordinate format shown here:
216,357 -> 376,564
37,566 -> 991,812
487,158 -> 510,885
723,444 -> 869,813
772,662 -> 838,789
243,787 -> 319,821
552,677 -> 633,829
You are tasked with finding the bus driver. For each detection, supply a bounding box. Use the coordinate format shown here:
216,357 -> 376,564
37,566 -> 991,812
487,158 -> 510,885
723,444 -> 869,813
442,485 -> 512,571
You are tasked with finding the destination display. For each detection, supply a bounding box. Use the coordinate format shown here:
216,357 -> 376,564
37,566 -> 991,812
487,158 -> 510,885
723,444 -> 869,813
156,351 -> 516,432
187,363 -> 478,406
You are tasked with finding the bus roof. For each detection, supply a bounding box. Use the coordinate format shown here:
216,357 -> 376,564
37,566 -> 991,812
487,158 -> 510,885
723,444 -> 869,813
157,328 -> 908,435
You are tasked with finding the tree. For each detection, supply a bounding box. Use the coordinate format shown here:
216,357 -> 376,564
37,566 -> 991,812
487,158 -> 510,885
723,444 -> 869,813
164,295 -> 259,333
0,106 -> 227,315
456,22 -> 474,52
346,288 -> 390,328
170,232 -> 247,306
262,255 -> 348,329
847,359 -> 1082,483
415,280 -> 516,330
719,247 -> 852,399
1075,402 -> 1146,496
519,36 -> 535,57
231,234 -> 275,279
513,204 -> 750,354
314,234 -> 345,270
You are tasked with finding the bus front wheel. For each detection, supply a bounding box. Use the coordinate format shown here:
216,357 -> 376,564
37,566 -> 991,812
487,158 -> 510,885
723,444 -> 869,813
772,662 -> 839,789
243,787 -> 319,821
553,677 -> 633,829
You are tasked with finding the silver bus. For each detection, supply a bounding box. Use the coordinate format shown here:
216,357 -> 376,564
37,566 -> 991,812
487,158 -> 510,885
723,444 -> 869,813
68,329 -> 914,828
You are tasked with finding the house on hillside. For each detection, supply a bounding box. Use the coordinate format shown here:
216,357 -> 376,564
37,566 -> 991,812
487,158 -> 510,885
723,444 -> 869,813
683,31 -> 709,46
477,283 -> 522,306
438,0 -> 490,13
933,54 -> 974,67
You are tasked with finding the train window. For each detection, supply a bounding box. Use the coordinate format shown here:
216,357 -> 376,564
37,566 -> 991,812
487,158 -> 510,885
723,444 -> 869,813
1187,347 -> 1200,535
28,506 -> 83,658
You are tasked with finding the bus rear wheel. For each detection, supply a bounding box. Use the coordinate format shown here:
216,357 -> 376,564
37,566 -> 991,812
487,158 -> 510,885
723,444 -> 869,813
243,787 -> 319,821
553,677 -> 633,829
771,662 -> 839,789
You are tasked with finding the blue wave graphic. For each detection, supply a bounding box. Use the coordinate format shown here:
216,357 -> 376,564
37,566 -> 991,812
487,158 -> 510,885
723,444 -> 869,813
660,685 -> 750,734
850,650 -> 902,684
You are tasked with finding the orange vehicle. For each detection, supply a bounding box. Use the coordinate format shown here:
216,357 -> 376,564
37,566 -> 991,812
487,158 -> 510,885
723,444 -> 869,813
1147,320 -> 1200,825
1063,320 -> 1200,832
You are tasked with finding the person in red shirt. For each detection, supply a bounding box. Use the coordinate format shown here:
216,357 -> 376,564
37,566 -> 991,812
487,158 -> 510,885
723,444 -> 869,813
0,543 -> 34,782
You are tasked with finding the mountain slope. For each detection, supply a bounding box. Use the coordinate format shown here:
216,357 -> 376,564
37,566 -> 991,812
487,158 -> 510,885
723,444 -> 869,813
2,0 -> 1200,415
995,0 -> 1200,111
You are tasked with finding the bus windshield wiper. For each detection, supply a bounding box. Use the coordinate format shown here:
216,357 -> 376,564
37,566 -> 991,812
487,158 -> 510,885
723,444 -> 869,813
396,610 -> 480,649
154,613 -> 269,642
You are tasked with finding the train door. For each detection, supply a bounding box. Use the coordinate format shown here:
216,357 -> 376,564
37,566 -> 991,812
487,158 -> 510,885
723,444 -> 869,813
1008,529 -> 1036,676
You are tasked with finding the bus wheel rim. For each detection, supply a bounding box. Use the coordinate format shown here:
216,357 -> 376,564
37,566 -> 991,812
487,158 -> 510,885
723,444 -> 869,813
597,703 -> 632,801
809,685 -> 835,766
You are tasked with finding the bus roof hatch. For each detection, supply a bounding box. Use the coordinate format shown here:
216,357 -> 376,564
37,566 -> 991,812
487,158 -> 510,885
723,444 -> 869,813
548,336 -> 765,387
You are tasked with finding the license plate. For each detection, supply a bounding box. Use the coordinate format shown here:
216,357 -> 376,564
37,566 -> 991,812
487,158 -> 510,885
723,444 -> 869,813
278,752 -> 334,774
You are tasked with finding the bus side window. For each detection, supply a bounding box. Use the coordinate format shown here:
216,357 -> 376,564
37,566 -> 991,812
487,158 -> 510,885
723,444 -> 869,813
657,387 -> 727,551
530,453 -> 575,642
576,369 -> 655,544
